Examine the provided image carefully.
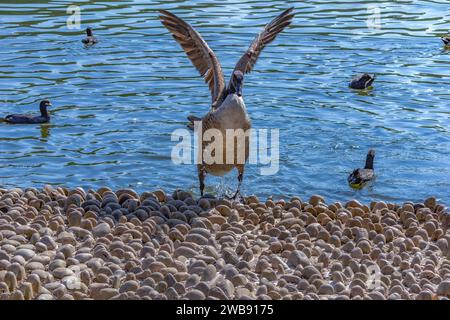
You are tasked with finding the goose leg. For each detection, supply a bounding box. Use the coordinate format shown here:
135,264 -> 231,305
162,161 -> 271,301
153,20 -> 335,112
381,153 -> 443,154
232,165 -> 245,201
198,164 -> 206,196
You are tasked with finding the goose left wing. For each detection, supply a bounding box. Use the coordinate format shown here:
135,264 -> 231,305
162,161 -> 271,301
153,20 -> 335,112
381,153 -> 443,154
159,10 -> 226,107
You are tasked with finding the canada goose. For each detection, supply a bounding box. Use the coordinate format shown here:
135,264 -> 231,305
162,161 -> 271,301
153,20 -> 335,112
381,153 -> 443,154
159,8 -> 295,198
82,27 -> 98,45
348,149 -> 375,189
441,37 -> 450,46
2,100 -> 52,124
349,73 -> 376,90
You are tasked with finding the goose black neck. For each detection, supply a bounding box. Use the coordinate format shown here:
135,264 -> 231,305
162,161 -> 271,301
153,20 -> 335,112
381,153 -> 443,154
364,151 -> 375,169
229,72 -> 243,97
87,28 -> 93,36
40,105 -> 49,118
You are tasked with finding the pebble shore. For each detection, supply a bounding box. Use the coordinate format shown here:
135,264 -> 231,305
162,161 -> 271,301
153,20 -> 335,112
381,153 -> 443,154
0,186 -> 449,300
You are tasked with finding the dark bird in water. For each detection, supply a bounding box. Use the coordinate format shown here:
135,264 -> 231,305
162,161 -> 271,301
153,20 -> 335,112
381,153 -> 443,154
441,37 -> 450,46
349,73 -> 376,89
159,8 -> 295,199
348,149 -> 375,189
3,100 -> 52,124
82,27 -> 98,45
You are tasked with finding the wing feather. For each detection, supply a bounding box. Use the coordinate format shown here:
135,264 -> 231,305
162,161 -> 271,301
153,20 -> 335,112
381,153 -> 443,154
232,8 -> 295,76
159,10 -> 226,106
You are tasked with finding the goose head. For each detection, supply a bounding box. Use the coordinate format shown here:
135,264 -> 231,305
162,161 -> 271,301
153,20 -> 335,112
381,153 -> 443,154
40,100 -> 52,117
230,70 -> 244,97
363,74 -> 376,88
350,73 -> 375,89
86,27 -> 94,37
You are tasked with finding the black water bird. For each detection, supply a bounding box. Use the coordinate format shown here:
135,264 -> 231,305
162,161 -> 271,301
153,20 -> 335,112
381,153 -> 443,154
349,73 -> 375,89
3,100 -> 52,124
348,149 -> 375,189
82,27 -> 98,45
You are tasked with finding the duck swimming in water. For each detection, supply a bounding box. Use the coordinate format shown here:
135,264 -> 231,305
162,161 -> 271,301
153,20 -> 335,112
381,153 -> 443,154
441,37 -> 450,46
348,149 -> 375,189
82,27 -> 98,45
159,8 -> 295,199
3,100 -> 52,124
349,73 -> 376,90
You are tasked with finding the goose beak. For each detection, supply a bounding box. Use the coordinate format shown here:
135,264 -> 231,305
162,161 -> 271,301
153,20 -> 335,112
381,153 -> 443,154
236,83 -> 242,97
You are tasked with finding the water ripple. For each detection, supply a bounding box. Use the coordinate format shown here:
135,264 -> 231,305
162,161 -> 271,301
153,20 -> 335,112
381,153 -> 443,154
0,0 -> 449,203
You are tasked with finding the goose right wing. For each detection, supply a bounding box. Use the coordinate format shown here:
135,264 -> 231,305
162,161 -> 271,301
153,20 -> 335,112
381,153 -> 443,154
232,7 -> 295,76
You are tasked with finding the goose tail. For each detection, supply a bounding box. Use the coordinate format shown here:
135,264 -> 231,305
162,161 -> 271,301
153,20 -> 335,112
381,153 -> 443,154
187,115 -> 201,131
442,37 -> 450,45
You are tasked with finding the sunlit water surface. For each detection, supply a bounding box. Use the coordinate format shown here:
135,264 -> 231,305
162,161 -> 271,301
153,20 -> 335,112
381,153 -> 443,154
0,0 -> 449,204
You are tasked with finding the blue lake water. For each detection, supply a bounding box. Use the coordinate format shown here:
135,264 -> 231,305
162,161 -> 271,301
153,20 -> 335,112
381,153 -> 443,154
0,0 -> 449,204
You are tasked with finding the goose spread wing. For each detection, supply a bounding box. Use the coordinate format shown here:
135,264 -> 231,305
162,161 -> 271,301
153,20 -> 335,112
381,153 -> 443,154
232,7 -> 295,76
159,10 -> 226,106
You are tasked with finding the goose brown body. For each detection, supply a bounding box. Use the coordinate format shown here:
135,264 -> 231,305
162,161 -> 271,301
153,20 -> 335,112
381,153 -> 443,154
200,93 -> 251,177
